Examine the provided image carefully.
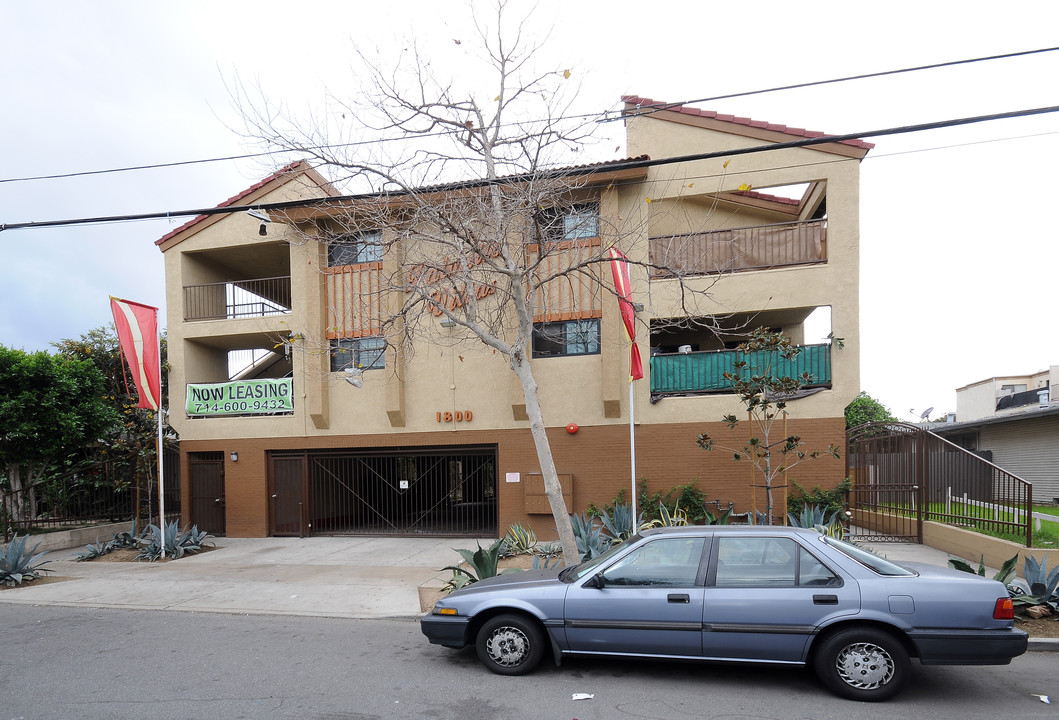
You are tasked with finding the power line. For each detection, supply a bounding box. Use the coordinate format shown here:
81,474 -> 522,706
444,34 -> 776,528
613,46 -> 1059,121
4,46 -> 1057,186
4,104 -> 1057,233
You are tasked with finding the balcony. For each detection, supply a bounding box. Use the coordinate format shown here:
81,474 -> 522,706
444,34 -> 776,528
650,343 -> 831,396
649,218 -> 826,278
184,276 -> 292,321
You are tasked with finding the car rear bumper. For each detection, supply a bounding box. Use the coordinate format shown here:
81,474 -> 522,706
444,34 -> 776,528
908,627 -> 1029,665
420,614 -> 471,648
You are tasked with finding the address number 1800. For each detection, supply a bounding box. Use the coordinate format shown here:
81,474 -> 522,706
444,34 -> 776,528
436,410 -> 473,423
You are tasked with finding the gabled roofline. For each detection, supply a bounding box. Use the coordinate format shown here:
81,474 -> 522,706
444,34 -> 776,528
622,95 -> 873,159
155,160 -> 339,252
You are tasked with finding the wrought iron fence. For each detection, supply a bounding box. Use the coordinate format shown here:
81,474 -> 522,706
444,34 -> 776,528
183,276 -> 292,321
847,423 -> 1033,545
1,446 -> 181,542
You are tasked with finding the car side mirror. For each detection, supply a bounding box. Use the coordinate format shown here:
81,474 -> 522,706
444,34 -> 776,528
583,572 -> 606,589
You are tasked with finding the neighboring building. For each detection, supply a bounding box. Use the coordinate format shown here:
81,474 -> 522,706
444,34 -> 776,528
157,96 -> 872,539
934,367 -> 1059,503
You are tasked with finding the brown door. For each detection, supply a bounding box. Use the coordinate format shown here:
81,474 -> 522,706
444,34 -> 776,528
188,454 -> 226,535
270,454 -> 307,537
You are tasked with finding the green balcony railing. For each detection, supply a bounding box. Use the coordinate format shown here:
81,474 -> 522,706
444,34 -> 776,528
650,343 -> 831,395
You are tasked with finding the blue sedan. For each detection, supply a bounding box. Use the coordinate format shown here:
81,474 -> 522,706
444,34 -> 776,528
421,526 -> 1027,701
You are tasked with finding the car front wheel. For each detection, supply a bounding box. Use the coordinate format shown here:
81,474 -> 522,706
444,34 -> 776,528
475,614 -> 545,676
813,628 -> 910,702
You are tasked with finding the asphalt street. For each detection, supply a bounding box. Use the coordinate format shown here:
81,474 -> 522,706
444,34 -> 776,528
4,605 -> 1056,720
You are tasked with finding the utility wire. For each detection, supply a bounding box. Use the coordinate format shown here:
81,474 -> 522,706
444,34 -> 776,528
4,104 -> 1058,233
4,46 -> 1057,185
613,46 -> 1059,121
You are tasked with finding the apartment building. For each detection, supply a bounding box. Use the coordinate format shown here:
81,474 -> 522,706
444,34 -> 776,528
157,96 -> 871,538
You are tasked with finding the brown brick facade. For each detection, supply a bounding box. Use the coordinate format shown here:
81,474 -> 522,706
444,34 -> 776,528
179,416 -> 846,539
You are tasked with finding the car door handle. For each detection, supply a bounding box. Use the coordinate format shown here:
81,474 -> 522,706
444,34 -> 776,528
668,593 -> 690,604
813,594 -> 839,605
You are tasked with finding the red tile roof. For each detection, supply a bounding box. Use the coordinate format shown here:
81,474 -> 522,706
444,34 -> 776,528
622,95 -> 875,151
154,160 -> 309,246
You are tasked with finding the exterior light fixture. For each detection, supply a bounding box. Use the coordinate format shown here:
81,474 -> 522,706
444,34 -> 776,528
440,320 -> 456,328
344,367 -> 364,388
247,209 -> 270,236
229,451 -> 238,462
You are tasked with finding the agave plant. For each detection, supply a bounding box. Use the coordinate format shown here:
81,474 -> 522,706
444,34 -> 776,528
703,505 -> 733,525
532,554 -> 562,570
599,502 -> 643,542
646,501 -> 688,528
136,521 -> 214,561
503,523 -> 538,555
76,537 -> 115,562
0,534 -> 52,586
948,553 -> 1019,585
1008,555 -> 1059,612
570,512 -> 609,560
788,503 -> 844,537
441,539 -> 520,591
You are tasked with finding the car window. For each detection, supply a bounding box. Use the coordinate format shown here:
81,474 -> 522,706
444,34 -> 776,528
601,537 -> 706,587
716,537 -> 796,587
821,536 -> 916,576
715,537 -> 841,588
798,546 -> 840,587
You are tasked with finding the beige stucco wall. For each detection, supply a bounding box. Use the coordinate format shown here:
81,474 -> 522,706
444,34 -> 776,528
165,116 -> 863,446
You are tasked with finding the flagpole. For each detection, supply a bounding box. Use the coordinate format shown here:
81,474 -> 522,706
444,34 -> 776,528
156,328 -> 165,558
629,377 -> 637,537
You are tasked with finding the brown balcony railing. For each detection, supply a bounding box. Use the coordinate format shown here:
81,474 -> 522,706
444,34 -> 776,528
650,218 -> 826,278
184,276 -> 292,321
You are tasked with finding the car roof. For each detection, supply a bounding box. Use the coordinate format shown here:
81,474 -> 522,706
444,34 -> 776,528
640,525 -> 821,539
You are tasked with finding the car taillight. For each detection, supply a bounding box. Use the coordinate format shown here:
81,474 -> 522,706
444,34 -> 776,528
993,597 -> 1014,620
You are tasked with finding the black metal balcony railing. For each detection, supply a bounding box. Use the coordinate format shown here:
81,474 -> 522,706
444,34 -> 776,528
649,218 -> 826,278
184,276 -> 292,321
650,343 -> 831,395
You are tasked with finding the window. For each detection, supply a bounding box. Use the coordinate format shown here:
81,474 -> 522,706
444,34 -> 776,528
539,203 -> 599,245
330,337 -> 386,372
601,537 -> 706,586
532,319 -> 600,357
328,230 -> 383,267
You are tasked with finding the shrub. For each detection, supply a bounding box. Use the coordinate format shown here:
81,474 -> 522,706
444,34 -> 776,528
788,478 -> 851,517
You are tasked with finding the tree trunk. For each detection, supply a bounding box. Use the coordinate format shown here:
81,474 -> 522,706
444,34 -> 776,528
510,351 -> 580,566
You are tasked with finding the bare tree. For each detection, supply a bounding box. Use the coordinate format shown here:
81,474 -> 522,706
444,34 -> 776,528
233,2 -> 730,564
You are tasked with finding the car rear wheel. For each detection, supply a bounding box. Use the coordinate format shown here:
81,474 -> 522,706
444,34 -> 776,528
475,614 -> 545,676
813,628 -> 910,702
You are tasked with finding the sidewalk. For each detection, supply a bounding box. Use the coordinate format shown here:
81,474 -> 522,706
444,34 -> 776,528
0,536 -> 476,619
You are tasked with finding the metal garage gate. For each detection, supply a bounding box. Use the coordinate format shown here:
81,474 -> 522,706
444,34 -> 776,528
270,446 -> 497,537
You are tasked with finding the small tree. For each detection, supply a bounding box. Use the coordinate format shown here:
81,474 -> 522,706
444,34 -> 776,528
844,391 -> 896,429
0,346 -> 117,538
235,1 -> 731,564
695,328 -> 840,524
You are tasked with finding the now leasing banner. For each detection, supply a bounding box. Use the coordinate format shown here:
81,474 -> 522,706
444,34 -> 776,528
186,378 -> 294,416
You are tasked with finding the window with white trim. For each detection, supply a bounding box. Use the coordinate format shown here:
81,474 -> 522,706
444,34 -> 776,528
328,230 -> 383,266
532,319 -> 600,357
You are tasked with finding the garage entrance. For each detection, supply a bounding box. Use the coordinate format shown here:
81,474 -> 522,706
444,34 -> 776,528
268,446 -> 497,537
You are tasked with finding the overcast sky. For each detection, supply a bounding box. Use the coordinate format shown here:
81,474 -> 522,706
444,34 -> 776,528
2,0 -> 1058,422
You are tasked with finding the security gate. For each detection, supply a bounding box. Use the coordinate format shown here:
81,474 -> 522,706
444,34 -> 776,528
269,446 -> 497,537
846,424 -> 923,542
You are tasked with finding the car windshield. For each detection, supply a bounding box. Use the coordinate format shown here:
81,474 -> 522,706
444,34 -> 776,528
560,535 -> 640,583
822,536 -> 916,576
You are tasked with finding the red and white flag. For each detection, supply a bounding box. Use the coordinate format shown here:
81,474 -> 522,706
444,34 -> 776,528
110,297 -> 161,411
607,248 -> 644,381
